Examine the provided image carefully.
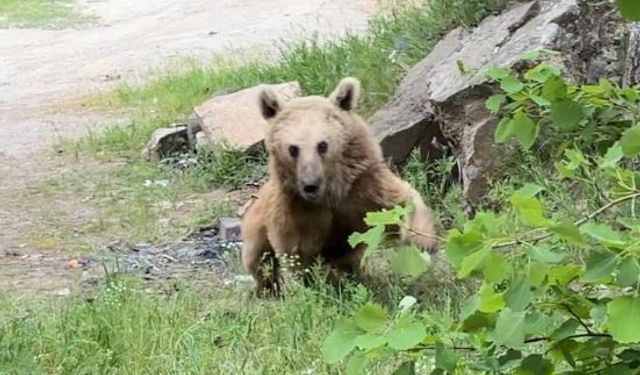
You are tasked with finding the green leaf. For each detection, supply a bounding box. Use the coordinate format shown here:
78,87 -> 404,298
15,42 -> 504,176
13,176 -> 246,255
484,253 -> 510,283
390,246 -> 430,278
478,283 -> 505,313
486,66 -> 510,80
590,304 -> 607,325
322,320 -> 362,364
526,245 -> 565,264
518,354 -> 554,375
349,225 -> 385,264
501,75 -> 525,94
550,99 -> 584,130
486,94 -> 506,114
495,117 -> 513,144
392,362 -> 415,375
516,183 -> 544,198
524,62 -> 561,83
580,222 -> 626,248
346,351 -> 368,375
583,250 -> 618,283
530,94 -> 551,107
461,295 -> 496,332
541,76 -> 567,102
616,257 -> 640,287
353,334 -> 386,350
617,0 -> 640,21
549,220 -> 587,246
387,322 -> 426,350
527,262 -> 548,287
435,342 -> 458,371
600,143 -> 624,169
525,312 -> 553,336
494,308 -> 526,348
607,296 -> 640,343
364,205 -> 408,226
548,265 -> 581,286
458,246 -> 491,278
550,319 -> 580,342
446,230 -> 484,268
505,277 -> 531,312
512,112 -> 538,149
620,125 -> 640,156
354,304 -> 388,333
511,195 -> 550,227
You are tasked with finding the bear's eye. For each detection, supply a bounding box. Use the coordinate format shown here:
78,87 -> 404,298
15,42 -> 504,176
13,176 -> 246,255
317,141 -> 328,155
289,145 -> 299,158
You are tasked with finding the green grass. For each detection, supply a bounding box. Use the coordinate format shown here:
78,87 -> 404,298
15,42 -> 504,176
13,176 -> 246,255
0,265 -> 470,374
0,0 -> 91,29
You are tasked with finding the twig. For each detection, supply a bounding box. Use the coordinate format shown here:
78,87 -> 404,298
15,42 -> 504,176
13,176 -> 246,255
406,333 -> 612,354
494,192 -> 640,249
563,303 -> 593,334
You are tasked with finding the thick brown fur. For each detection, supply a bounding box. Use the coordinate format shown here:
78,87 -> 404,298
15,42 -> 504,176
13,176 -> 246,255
241,77 -> 438,296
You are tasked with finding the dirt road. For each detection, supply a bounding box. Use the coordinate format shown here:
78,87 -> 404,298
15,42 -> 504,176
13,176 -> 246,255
0,0 -> 376,157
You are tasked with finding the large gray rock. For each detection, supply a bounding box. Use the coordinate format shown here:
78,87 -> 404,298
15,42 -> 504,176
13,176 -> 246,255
193,82 -> 302,153
369,0 -> 624,205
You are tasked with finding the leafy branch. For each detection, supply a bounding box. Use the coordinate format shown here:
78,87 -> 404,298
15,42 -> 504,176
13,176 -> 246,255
494,191 -> 640,249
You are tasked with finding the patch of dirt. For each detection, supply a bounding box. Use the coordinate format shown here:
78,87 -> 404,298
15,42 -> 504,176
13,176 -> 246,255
0,224 -> 244,296
0,0 -> 377,293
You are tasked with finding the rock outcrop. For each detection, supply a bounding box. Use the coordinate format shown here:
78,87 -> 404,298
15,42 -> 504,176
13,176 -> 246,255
369,0 -> 625,206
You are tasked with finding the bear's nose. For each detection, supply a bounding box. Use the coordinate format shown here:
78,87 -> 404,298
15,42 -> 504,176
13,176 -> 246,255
303,184 -> 319,194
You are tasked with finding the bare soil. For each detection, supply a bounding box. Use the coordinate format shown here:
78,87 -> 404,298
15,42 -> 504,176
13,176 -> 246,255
0,0 -> 376,294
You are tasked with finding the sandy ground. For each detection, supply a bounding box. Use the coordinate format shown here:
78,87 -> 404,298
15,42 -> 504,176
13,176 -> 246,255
0,0 -> 377,293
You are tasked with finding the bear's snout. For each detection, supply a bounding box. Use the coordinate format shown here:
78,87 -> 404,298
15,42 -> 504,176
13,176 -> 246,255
298,177 -> 323,202
303,183 -> 319,194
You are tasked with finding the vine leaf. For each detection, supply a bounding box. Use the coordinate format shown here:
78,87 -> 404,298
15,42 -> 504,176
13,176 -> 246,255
322,320 -> 362,364
494,308 -> 526,348
607,297 -> 640,344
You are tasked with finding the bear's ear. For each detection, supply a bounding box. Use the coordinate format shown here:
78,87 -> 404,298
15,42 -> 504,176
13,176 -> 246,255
258,87 -> 281,120
330,77 -> 361,111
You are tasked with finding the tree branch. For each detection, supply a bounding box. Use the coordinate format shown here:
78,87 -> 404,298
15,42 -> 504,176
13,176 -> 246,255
494,192 -> 640,249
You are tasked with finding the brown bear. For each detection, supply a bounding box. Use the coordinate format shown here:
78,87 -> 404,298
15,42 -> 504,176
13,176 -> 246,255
241,77 -> 438,296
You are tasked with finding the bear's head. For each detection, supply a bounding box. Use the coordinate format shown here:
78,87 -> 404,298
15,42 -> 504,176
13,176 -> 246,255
259,77 -> 378,205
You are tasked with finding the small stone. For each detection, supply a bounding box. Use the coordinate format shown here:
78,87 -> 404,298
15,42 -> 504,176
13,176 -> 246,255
65,257 -> 83,270
54,288 -> 70,297
218,218 -> 241,241
195,131 -> 210,149
141,125 -> 189,161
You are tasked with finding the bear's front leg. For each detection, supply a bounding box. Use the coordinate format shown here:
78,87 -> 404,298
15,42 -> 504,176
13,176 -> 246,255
241,194 -> 281,297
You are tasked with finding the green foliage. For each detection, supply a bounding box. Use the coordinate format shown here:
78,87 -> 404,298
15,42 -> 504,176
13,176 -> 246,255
616,0 -> 640,21
485,57 -> 640,156
323,62 -> 640,373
